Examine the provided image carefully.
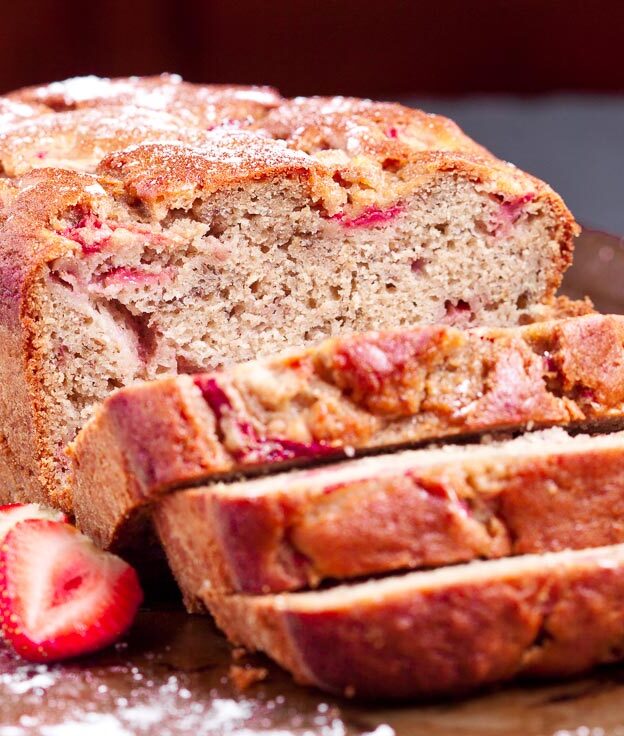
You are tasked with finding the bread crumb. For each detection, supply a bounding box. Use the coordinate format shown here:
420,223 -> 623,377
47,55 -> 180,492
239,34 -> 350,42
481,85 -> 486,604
229,664 -> 268,691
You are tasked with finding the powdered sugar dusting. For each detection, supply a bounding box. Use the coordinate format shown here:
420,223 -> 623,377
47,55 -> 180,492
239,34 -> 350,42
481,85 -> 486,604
0,106 -> 221,175
261,94 -> 481,163
0,611 -> 393,735
39,75 -> 147,105
101,130 -> 315,203
0,99 -> 46,129
85,182 -> 106,196
16,75 -> 281,126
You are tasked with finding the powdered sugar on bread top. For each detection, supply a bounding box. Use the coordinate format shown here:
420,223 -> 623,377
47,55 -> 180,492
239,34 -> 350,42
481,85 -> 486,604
10,74 -> 282,124
98,133 -> 316,210
0,98 -> 49,129
260,95 -> 485,157
0,106 -> 216,176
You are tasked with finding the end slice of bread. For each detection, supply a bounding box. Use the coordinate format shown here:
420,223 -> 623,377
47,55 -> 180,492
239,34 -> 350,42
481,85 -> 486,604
205,543 -> 624,699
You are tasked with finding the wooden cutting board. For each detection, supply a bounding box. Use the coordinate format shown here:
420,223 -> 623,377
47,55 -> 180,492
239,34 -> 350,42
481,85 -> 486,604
4,608 -> 624,736
2,229 -> 623,736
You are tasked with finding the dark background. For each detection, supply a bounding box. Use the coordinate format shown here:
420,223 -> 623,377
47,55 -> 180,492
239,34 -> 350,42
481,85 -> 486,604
1,0 -> 623,97
1,1 -> 623,232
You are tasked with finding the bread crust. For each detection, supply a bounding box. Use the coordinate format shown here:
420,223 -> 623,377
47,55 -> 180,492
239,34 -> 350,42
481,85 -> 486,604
71,314 -> 624,548
154,431 -> 624,601
205,544 -> 624,699
0,169 -> 112,509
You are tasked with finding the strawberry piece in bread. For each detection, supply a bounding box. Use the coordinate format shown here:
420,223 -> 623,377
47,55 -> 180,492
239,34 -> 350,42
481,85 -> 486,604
0,518 -> 142,662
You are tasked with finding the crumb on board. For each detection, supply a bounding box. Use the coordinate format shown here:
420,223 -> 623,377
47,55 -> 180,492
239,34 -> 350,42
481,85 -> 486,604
229,664 -> 269,691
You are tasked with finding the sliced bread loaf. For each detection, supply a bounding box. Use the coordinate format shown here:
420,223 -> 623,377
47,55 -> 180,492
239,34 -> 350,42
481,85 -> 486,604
155,429 -> 624,605
0,84 -> 577,514
71,314 -> 624,549
205,544 -> 624,699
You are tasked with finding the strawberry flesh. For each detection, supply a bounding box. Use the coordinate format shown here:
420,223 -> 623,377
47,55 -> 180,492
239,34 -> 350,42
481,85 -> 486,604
330,204 -> 404,229
0,519 -> 142,662
0,503 -> 66,544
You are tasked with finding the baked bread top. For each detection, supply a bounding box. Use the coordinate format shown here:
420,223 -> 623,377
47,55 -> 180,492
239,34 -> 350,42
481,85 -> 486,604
8,73 -> 281,121
0,76 -> 573,213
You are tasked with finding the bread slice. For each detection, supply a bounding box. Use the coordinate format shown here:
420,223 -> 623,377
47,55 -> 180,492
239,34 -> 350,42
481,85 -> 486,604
0,82 -> 577,515
155,429 -> 624,605
71,314 -> 624,549
205,544 -> 624,699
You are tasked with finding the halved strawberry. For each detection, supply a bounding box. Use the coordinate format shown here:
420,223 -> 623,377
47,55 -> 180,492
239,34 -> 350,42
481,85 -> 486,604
0,503 -> 66,543
0,519 -> 142,662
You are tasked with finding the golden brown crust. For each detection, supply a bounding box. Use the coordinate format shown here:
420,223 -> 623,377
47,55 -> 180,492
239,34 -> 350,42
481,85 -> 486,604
206,545 -> 624,699
259,95 -> 491,159
70,314 -> 624,549
96,133 -> 315,208
154,432 -> 624,598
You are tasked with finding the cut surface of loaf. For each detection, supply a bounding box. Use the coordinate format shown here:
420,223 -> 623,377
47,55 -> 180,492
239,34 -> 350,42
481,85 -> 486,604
205,544 -> 624,699
155,429 -> 624,603
71,314 -> 624,550
0,76 -> 578,515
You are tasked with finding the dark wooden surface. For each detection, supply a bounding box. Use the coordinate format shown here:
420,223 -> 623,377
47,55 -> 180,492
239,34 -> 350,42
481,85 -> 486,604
1,0 -> 624,97
4,606 -> 624,736
1,230 -> 623,735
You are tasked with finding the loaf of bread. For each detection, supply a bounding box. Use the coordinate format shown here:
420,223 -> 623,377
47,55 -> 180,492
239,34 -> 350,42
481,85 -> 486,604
2,75 -> 618,702
0,75 -> 578,517
71,314 -> 624,550
205,544 -> 624,699
154,429 -> 624,607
